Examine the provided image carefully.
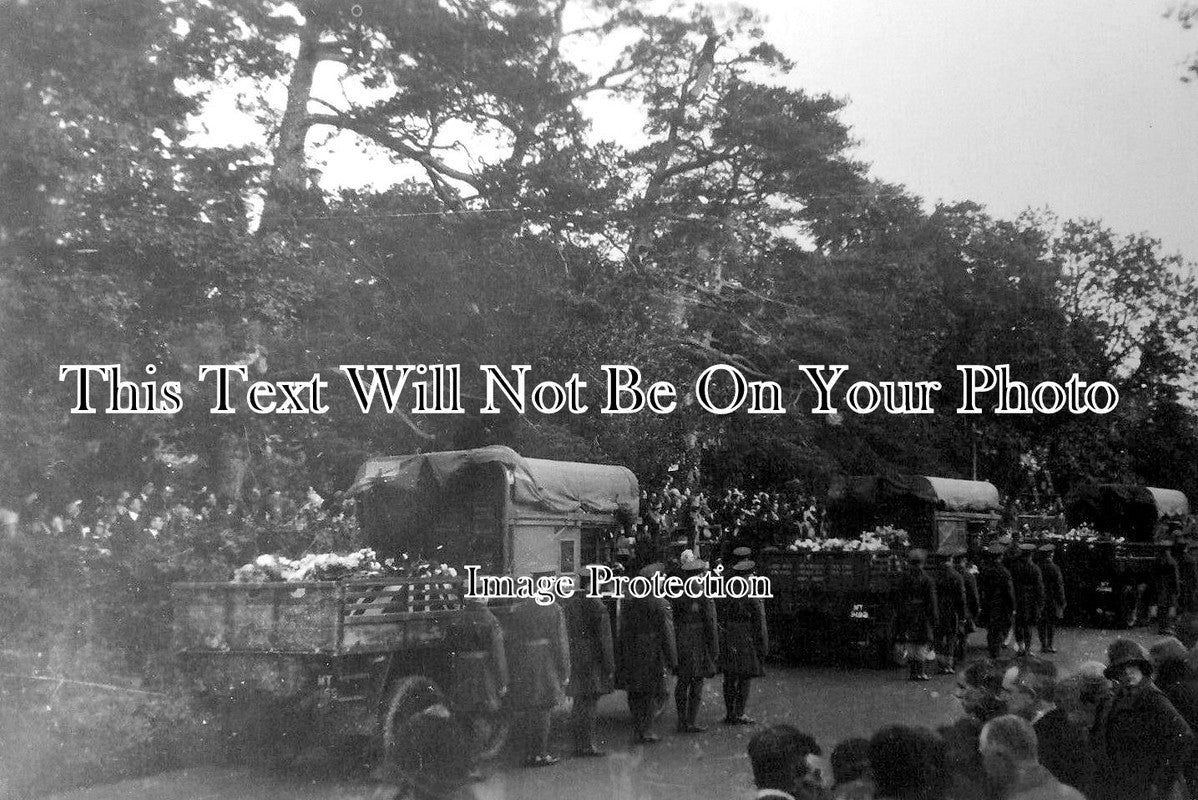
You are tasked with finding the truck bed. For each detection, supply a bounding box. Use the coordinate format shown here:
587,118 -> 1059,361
760,550 -> 906,615
171,577 -> 467,655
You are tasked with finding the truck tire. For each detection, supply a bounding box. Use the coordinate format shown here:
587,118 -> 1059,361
378,675 -> 445,779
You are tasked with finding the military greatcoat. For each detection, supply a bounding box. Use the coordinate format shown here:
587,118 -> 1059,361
615,595 -> 677,694
893,565 -> 939,645
561,592 -> 615,698
503,598 -> 570,710
671,593 -> 719,679
717,596 -> 768,677
1010,558 -> 1045,626
934,561 -> 968,639
445,603 -> 508,714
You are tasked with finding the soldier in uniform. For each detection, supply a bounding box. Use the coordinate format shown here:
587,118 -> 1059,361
1037,544 -> 1066,653
718,559 -> 768,724
892,548 -> 938,682
561,571 -> 615,757
978,544 -> 1016,658
672,558 -> 719,732
445,595 -> 508,767
953,548 -> 981,664
933,549 -> 968,675
1153,541 -> 1181,635
1174,540 -> 1198,614
1010,543 -> 1045,655
616,564 -> 677,745
503,588 -> 570,767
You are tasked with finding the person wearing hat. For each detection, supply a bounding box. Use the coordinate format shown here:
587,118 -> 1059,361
444,594 -> 509,771
979,544 -> 1017,659
502,584 -> 570,768
932,549 -> 968,675
671,559 -> 719,732
1037,544 -> 1066,654
717,559 -> 768,724
561,570 -> 615,758
1009,543 -> 1045,656
1153,542 -> 1182,635
616,564 -> 677,745
892,548 -> 939,681
1148,636 -> 1198,795
1091,637 -> 1194,800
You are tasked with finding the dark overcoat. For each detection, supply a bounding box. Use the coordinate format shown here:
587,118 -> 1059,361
1156,555 -> 1181,603
672,594 -> 719,678
962,566 -> 981,631
1091,679 -> 1195,800
893,566 -> 938,645
717,596 -> 768,677
934,563 -> 968,638
445,604 -> 508,714
561,593 -> 615,698
978,562 -> 1016,626
1034,706 -> 1095,796
615,595 -> 676,694
1010,558 -> 1045,626
1040,559 -> 1066,619
502,599 -> 569,710
1179,551 -> 1198,610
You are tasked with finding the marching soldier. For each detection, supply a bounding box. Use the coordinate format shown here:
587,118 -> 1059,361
953,548 -> 981,663
445,595 -> 508,768
616,565 -> 677,745
672,559 -> 719,732
1177,539 -> 1198,614
1154,541 -> 1181,635
561,571 -> 615,757
1009,543 -> 1044,655
717,559 -> 768,725
932,549 -> 968,675
978,544 -> 1016,658
1036,544 -> 1066,653
503,588 -> 570,767
893,548 -> 938,682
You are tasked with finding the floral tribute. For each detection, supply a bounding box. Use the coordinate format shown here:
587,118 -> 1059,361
232,548 -> 461,582
785,526 -> 910,553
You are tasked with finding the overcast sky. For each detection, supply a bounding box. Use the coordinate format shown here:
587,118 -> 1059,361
738,0 -> 1198,260
240,1 -> 1198,261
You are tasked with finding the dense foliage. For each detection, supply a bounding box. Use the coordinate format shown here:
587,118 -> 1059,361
1,0 -> 1196,794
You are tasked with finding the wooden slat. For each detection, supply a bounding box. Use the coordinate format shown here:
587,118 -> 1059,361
342,610 -> 461,625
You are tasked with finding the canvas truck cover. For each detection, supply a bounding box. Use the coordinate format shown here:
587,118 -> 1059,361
347,446 -> 639,558
347,445 -> 638,516
1066,483 -> 1191,540
829,475 -> 1001,513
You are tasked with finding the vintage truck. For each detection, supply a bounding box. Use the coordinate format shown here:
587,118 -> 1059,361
1057,483 -> 1191,627
171,445 -> 637,768
760,475 -> 1002,666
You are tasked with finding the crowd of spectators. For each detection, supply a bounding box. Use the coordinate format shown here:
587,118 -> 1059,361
737,622 -> 1198,800
1,483 -> 348,546
637,481 -> 824,551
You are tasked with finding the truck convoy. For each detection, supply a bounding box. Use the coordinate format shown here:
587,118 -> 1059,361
170,452 -> 1192,761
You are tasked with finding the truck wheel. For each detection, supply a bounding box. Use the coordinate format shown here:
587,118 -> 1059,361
379,675 -> 445,779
